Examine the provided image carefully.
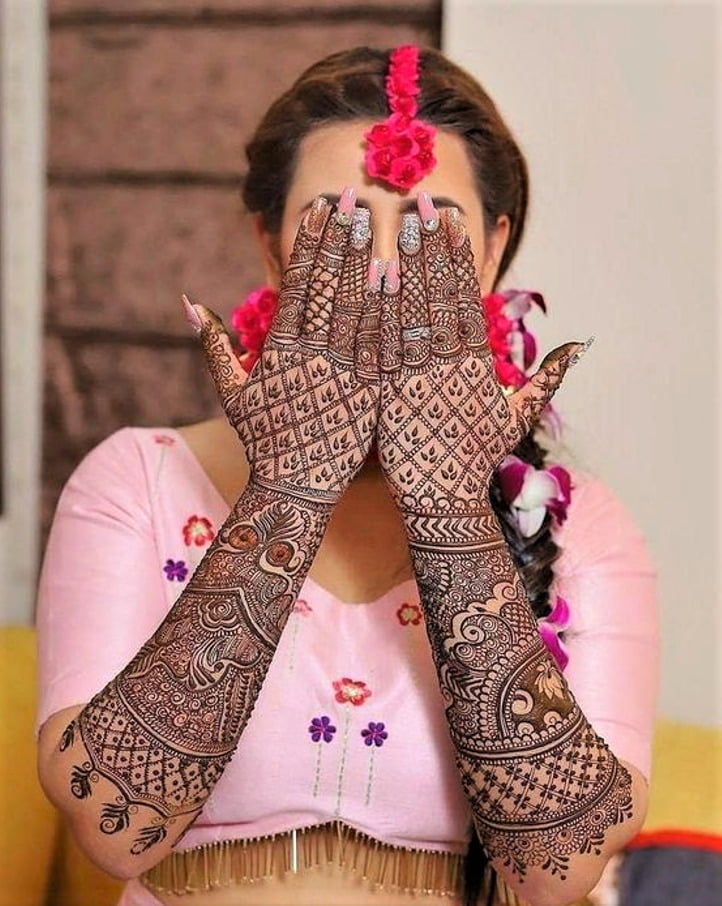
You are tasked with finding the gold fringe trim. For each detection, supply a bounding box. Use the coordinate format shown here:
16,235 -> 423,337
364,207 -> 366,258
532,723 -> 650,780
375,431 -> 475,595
139,820 -> 525,903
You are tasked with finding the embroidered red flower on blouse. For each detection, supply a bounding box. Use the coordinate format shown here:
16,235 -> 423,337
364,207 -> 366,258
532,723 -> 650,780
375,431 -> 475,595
333,677 -> 372,706
182,515 -> 215,547
364,45 -> 437,191
396,602 -> 423,626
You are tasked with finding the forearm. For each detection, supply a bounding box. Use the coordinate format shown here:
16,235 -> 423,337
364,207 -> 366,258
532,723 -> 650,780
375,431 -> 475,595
42,479 -> 331,878
406,505 -> 641,904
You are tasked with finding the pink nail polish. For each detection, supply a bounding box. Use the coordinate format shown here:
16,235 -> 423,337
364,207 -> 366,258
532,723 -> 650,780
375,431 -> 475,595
182,294 -> 202,333
368,258 -> 386,291
337,186 -> 357,218
384,259 -> 400,294
418,192 -> 439,231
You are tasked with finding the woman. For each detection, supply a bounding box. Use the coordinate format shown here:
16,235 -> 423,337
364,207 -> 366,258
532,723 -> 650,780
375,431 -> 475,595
36,46 -> 657,906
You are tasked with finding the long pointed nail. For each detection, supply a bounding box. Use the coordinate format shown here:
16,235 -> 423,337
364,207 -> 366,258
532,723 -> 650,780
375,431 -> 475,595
182,294 -> 202,333
384,259 -> 400,294
368,258 -> 387,292
399,213 -> 421,254
335,186 -> 357,225
350,206 -> 371,248
307,196 -> 329,235
446,207 -> 466,248
570,336 -> 595,366
418,192 -> 439,232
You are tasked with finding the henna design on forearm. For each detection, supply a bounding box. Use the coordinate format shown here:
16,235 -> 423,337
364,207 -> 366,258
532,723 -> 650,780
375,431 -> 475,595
379,202 -> 632,883
66,484 -> 332,853
59,192 -> 381,857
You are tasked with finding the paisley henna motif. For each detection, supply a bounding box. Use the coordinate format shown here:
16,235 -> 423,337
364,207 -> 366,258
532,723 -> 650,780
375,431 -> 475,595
379,200 -> 631,885
64,194 -> 381,858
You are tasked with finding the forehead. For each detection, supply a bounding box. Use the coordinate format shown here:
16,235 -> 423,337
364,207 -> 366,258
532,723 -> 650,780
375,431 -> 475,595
287,121 -> 480,207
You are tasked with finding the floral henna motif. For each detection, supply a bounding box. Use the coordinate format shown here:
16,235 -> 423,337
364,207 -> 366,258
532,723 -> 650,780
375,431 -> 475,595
73,483 -> 333,854
378,198 -> 631,884
63,193 -> 380,858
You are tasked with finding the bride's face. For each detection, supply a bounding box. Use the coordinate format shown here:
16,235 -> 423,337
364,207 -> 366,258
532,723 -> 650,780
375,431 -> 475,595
263,120 -> 510,295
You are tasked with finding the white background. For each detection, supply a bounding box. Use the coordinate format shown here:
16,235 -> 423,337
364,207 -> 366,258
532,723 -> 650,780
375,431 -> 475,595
444,0 -> 720,726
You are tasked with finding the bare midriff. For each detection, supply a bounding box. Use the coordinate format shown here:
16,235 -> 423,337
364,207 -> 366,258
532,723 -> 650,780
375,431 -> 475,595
149,864 -> 463,906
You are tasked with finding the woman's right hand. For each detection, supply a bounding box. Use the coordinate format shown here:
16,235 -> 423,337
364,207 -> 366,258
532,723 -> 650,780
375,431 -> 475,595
190,191 -> 381,506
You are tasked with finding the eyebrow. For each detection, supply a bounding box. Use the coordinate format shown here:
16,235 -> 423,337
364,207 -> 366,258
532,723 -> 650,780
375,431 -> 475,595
301,193 -> 467,216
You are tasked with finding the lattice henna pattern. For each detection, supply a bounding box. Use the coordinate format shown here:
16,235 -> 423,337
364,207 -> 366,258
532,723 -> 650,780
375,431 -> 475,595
377,204 -> 631,884
68,485 -> 332,853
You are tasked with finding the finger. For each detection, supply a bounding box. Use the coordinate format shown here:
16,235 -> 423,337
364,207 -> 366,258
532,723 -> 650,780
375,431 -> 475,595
355,285 -> 382,381
379,281 -> 402,374
188,296 -> 248,418
509,339 -> 592,432
444,207 -> 487,356
267,195 -> 330,347
421,198 -> 462,360
328,206 -> 371,365
398,213 -> 431,367
300,187 -> 356,349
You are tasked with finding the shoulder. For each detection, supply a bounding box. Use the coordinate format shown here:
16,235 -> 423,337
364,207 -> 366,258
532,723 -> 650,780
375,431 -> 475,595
553,469 -> 656,579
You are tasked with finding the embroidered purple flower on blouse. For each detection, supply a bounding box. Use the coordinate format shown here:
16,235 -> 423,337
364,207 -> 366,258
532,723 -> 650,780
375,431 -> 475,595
163,559 -> 188,582
361,722 -> 388,747
538,596 -> 571,671
308,716 -> 337,743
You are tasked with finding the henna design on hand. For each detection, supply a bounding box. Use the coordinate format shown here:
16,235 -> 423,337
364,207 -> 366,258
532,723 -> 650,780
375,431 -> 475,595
378,198 -> 631,884
61,192 -> 382,858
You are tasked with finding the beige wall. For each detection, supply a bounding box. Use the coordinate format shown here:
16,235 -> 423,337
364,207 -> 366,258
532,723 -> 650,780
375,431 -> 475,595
444,0 -> 720,727
0,0 -> 46,623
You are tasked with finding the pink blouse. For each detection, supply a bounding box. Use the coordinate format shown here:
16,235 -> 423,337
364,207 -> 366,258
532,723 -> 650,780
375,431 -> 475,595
36,427 -> 657,904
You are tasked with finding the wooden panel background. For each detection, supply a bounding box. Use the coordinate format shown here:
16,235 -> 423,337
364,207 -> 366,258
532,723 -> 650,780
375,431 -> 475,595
44,0 -> 441,532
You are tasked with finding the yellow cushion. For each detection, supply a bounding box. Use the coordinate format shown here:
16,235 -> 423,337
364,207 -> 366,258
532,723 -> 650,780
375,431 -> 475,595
0,626 -> 58,906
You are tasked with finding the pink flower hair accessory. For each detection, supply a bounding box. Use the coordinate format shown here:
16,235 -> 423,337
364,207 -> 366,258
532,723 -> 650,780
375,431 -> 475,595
230,285 -> 279,373
497,454 -> 573,537
537,595 -> 571,671
364,45 -> 437,191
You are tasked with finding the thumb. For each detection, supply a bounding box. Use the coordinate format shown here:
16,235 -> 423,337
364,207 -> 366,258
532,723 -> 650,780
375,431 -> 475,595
510,338 -> 593,432
183,294 -> 248,418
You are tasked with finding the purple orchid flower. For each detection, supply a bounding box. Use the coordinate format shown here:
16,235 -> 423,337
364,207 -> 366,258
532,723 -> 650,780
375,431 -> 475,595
538,596 -> 571,671
498,455 -> 573,537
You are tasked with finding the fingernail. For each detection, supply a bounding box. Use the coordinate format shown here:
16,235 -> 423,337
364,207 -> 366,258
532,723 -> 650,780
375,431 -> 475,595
446,207 -> 466,248
307,196 -> 329,234
182,294 -> 202,333
368,258 -> 387,292
350,206 -> 371,248
570,336 -> 595,366
384,259 -> 400,294
399,213 -> 421,254
335,186 -> 356,225
418,192 -> 439,232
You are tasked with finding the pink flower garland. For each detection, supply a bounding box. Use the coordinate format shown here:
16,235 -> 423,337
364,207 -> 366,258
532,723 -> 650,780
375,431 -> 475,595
230,286 -> 278,373
483,289 -> 546,389
364,46 -> 437,191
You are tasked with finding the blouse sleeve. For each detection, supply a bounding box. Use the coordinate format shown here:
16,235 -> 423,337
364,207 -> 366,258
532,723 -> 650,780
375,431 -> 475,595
553,472 -> 659,781
35,428 -> 169,734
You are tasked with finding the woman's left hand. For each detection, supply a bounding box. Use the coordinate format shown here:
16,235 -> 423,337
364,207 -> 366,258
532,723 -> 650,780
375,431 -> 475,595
376,199 -> 585,519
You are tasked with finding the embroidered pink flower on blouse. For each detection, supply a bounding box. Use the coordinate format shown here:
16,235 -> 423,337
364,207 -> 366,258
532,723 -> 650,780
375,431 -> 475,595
537,596 -> 571,671
153,434 -> 176,446
498,455 -> 572,537
231,286 -> 279,373
396,602 -> 423,626
483,289 -> 546,389
333,677 -> 372,706
293,599 -> 313,616
364,46 -> 437,191
182,515 -> 215,547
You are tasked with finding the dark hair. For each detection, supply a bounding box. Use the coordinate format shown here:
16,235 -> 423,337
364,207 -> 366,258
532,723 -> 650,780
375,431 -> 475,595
243,46 -> 559,906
